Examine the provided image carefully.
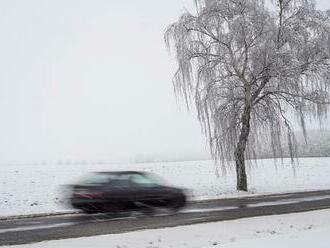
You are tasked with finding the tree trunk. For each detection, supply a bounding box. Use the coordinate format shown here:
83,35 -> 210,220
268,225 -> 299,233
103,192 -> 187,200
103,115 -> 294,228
234,104 -> 251,191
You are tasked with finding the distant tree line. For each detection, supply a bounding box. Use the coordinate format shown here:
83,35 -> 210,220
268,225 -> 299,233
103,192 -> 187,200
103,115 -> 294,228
256,130 -> 330,159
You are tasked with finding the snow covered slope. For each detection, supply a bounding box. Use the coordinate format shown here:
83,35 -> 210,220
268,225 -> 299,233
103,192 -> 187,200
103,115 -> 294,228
1,157 -> 330,216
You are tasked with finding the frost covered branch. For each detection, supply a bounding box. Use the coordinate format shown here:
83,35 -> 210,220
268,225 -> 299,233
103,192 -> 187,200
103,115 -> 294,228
165,0 -> 330,191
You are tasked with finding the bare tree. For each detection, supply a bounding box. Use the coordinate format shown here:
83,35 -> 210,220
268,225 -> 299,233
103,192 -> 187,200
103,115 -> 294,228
165,0 -> 330,191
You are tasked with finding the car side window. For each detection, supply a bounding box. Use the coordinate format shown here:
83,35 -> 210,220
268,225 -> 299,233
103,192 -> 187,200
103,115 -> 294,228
129,174 -> 158,187
108,179 -> 128,187
108,174 -> 132,188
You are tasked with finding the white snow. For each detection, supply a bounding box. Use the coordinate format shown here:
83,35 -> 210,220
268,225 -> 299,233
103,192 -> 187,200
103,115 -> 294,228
4,209 -> 330,248
1,157 -> 330,217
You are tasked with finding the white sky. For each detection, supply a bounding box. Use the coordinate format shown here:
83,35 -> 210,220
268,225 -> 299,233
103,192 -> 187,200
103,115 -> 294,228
0,0 -> 329,163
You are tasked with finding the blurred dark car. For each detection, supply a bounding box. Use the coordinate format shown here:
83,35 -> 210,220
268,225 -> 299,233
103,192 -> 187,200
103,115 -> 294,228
69,171 -> 186,214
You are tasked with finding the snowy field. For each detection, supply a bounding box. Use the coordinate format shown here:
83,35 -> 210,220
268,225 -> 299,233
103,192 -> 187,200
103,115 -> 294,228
1,157 -> 330,217
4,209 -> 330,248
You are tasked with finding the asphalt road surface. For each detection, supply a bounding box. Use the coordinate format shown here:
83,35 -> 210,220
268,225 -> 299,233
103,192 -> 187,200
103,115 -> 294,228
1,190 -> 330,246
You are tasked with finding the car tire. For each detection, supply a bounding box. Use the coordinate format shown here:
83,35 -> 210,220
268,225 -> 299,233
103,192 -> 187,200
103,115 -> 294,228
168,195 -> 186,211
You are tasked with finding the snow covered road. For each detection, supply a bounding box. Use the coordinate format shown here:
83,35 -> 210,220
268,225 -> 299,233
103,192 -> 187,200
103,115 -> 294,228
3,207 -> 330,248
1,189 -> 330,246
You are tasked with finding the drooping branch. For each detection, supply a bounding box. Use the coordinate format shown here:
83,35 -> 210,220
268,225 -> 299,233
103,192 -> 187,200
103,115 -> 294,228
165,0 -> 330,170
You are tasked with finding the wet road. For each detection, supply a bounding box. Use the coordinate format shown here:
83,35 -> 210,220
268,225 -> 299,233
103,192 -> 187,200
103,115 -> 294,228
1,190 -> 330,246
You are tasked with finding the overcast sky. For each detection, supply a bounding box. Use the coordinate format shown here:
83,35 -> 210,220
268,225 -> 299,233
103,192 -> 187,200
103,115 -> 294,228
0,0 -> 329,163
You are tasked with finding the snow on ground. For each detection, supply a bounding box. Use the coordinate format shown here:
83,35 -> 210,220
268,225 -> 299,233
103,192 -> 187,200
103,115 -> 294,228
1,157 -> 330,217
4,209 -> 330,248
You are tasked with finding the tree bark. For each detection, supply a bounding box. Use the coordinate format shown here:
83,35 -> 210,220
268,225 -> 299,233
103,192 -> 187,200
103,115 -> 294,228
234,104 -> 251,191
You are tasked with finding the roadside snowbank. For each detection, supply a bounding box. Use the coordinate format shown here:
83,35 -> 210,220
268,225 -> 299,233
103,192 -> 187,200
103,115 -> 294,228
5,209 -> 330,248
1,157 -> 330,216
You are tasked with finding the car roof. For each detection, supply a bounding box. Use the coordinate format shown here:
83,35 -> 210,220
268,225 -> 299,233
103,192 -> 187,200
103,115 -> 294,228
95,171 -> 147,176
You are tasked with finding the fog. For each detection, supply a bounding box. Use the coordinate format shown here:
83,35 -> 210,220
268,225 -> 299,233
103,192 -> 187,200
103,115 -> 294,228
0,0 -> 329,163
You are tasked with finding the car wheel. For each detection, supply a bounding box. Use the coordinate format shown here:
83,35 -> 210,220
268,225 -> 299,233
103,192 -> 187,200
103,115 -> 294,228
168,196 -> 186,211
82,208 -> 98,214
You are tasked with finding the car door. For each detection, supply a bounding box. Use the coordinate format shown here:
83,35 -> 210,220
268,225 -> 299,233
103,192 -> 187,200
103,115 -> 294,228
127,173 -> 167,206
103,176 -> 131,203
